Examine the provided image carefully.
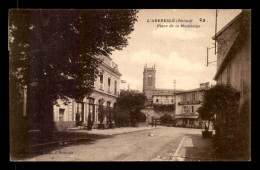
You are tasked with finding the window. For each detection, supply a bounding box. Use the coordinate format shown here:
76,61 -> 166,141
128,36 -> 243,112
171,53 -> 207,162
100,73 -> 103,90
191,92 -> 196,101
76,103 -> 82,115
191,106 -> 194,113
75,102 -> 83,124
107,101 -> 111,108
156,99 -> 159,103
108,78 -> 111,92
148,74 -> 152,86
59,109 -> 65,122
171,99 -> 174,103
183,94 -> 187,101
183,106 -> 188,113
88,98 -> 95,122
114,81 -> 117,95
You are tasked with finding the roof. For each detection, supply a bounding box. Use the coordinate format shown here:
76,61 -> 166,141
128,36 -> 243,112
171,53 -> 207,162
152,94 -> 174,96
153,88 -> 184,92
213,10 -> 250,80
212,12 -> 242,40
175,87 -> 208,94
213,34 -> 240,80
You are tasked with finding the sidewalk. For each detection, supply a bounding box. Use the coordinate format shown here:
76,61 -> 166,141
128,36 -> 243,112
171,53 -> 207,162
17,126 -> 156,150
11,126 -> 157,160
171,134 -> 217,161
72,126 -> 155,136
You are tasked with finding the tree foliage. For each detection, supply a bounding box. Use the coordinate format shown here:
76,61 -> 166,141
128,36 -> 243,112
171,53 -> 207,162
198,84 -> 240,124
116,90 -> 147,125
9,9 -> 139,105
111,107 -> 130,127
160,114 -> 174,124
198,84 -> 241,155
153,104 -> 175,112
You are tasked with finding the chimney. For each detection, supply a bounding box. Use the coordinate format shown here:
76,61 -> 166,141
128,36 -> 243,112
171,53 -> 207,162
205,82 -> 209,88
200,82 -> 210,89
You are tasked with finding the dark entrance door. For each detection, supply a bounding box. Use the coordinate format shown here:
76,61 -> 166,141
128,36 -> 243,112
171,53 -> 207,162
88,98 -> 95,124
59,109 -> 65,122
183,119 -> 187,126
76,113 -> 80,126
75,102 -> 84,126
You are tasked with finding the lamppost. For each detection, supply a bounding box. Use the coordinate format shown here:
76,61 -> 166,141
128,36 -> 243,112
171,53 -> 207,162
173,80 -> 176,117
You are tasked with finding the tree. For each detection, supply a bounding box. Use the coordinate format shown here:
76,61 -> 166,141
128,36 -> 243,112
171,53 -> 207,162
98,105 -> 107,125
112,107 -> 130,127
197,104 -> 214,131
198,84 -> 241,156
9,9 -> 138,139
198,84 -> 240,132
160,114 -> 174,124
116,90 -> 147,126
153,104 -> 175,112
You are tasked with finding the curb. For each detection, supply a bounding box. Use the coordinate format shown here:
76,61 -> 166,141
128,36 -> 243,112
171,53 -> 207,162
12,127 -> 157,151
172,136 -> 186,157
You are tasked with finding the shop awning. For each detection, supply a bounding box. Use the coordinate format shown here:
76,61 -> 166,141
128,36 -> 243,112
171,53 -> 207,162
175,114 -> 199,119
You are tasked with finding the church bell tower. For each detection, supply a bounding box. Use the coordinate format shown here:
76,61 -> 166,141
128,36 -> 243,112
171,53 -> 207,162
143,64 -> 156,102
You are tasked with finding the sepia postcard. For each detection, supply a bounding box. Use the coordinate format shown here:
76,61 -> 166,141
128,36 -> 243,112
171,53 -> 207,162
9,9 -> 251,162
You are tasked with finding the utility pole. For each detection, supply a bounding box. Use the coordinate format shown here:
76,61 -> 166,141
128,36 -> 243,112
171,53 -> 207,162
128,84 -> 130,91
207,47 -> 209,66
173,79 -> 176,117
215,9 -> 218,55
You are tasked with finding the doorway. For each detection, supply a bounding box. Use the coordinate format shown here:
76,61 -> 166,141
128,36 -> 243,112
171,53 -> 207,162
75,102 -> 84,126
59,108 -> 65,122
88,98 -> 95,123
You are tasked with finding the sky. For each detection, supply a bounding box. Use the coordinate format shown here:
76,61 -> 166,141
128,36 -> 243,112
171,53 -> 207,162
111,9 -> 242,91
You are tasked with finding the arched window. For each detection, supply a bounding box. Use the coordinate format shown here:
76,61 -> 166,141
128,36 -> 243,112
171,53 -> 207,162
108,77 -> 111,92
88,98 -> 95,122
100,73 -> 104,90
148,74 -> 152,86
114,80 -> 117,95
107,101 -> 111,108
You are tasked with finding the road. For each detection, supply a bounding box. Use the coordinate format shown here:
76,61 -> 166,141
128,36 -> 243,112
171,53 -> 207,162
22,126 -> 203,161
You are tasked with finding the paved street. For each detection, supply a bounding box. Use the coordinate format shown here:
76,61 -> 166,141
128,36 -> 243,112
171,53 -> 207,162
19,126 -> 208,162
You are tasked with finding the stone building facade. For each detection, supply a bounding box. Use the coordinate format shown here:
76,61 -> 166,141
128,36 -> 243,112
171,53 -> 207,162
213,10 -> 251,113
153,94 -> 175,105
175,83 -> 209,128
142,65 -> 183,124
143,65 -> 183,105
212,10 -> 251,155
53,55 -> 121,131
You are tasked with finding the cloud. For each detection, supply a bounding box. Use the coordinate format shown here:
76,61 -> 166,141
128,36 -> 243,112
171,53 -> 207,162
152,27 -> 206,40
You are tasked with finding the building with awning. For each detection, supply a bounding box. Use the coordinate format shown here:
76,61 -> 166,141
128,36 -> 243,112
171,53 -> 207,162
174,83 -> 209,128
175,113 -> 199,119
